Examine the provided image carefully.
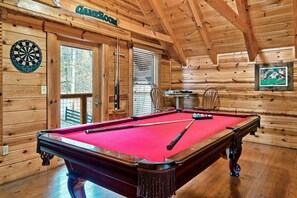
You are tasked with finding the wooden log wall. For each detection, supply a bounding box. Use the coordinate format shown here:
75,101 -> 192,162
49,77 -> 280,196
0,20 -> 3,154
160,58 -> 171,90
0,3 -> 171,184
108,41 -> 131,120
171,47 -> 297,149
0,20 -> 132,184
0,21 -> 47,184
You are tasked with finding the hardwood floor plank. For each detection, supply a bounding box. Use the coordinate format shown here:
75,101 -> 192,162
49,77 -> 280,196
0,142 -> 296,198
287,151 -> 297,198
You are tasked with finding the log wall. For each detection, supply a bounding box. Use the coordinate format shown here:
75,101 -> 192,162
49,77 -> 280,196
0,21 -> 48,184
0,20 -> 3,153
171,47 -> 297,149
0,5 -> 170,184
0,20 -> 132,184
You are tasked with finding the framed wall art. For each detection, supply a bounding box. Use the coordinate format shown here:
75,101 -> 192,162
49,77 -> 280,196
255,62 -> 293,91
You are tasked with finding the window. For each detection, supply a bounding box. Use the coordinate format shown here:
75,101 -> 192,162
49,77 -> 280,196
60,45 -> 93,127
132,48 -> 160,116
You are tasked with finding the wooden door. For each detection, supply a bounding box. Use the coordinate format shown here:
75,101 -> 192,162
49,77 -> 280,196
47,35 -> 102,129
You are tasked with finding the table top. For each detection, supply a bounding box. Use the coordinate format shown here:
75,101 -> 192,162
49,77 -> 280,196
42,110 -> 258,163
164,90 -> 197,97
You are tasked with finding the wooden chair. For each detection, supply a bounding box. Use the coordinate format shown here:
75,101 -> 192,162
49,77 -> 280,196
150,87 -> 174,112
194,87 -> 219,111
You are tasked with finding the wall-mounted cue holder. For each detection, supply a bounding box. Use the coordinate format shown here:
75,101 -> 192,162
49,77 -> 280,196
114,39 -> 126,110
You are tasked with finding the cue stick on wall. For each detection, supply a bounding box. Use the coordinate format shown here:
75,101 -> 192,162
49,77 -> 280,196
85,118 -> 193,134
166,119 -> 195,150
114,38 -> 120,110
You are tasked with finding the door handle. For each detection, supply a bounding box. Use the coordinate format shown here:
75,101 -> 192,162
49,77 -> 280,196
95,101 -> 101,106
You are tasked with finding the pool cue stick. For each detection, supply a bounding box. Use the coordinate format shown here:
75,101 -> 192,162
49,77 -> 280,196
114,38 -> 120,110
166,119 -> 195,150
85,118 -> 192,134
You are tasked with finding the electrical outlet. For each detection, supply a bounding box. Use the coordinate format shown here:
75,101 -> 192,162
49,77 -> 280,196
41,85 -> 47,94
3,145 -> 9,155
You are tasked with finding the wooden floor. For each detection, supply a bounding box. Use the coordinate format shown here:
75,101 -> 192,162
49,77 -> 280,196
0,142 -> 296,198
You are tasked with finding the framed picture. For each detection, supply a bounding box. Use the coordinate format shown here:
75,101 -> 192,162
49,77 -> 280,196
255,62 -> 293,91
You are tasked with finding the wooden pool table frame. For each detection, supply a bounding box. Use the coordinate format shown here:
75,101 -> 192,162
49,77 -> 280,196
37,110 -> 260,198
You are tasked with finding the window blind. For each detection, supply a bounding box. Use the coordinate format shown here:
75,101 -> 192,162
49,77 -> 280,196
132,48 -> 159,116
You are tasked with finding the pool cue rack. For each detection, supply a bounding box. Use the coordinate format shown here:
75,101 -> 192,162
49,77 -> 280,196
114,38 -> 125,110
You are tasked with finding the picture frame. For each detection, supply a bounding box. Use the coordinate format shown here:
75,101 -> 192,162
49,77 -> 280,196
255,62 -> 293,91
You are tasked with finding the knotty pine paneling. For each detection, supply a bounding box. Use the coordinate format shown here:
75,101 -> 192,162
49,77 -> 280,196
0,21 -> 47,184
0,158 -> 47,185
171,47 -> 297,149
0,145 -> 38,167
107,41 -> 130,119
3,121 -> 46,139
160,59 -> 171,90
0,20 -> 3,146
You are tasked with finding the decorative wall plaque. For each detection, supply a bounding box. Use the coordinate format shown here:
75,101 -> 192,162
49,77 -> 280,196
10,39 -> 42,73
255,62 -> 293,91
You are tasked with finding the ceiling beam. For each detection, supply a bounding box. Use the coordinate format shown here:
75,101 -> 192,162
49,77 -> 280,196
293,0 -> 297,58
188,0 -> 217,64
135,0 -> 172,59
147,0 -> 188,65
205,0 -> 258,61
204,0 -> 248,33
117,19 -> 173,43
235,0 -> 258,61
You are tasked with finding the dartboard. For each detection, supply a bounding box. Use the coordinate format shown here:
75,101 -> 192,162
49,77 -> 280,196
10,40 -> 42,72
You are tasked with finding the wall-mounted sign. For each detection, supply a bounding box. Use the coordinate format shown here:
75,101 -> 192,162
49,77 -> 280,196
75,5 -> 118,27
10,40 -> 42,73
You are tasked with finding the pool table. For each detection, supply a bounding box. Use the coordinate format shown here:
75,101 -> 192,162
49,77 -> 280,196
37,109 -> 260,198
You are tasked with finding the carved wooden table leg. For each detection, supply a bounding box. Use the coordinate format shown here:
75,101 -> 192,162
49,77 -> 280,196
67,173 -> 87,198
229,136 -> 242,177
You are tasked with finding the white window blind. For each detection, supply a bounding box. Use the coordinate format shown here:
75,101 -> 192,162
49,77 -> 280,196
133,48 -> 159,116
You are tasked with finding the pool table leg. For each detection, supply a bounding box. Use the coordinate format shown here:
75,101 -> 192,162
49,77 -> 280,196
229,136 -> 242,177
67,172 -> 87,198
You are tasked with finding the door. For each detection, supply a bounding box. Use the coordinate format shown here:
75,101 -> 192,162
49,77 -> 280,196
59,41 -> 101,127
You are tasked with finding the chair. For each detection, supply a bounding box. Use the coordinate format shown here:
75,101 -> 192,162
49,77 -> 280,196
194,87 -> 219,111
150,87 -> 174,112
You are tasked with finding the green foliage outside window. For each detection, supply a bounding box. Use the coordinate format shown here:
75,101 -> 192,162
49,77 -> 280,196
60,45 -> 93,94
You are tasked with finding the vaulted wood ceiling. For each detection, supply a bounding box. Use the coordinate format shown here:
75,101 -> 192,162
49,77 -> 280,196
46,0 -> 295,65
127,0 -> 294,65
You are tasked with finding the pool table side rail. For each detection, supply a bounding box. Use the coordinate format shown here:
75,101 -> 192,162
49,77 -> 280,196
49,117 -> 135,134
226,115 -> 261,138
183,109 -> 254,118
37,132 -> 143,165
131,109 -> 179,120
168,115 -> 260,163
174,132 -> 235,189
37,135 -> 140,180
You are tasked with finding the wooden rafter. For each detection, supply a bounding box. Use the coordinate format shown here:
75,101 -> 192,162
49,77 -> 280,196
235,0 -> 258,61
146,0 -> 188,65
117,19 -> 173,43
293,0 -> 297,58
188,0 -> 217,64
136,0 -> 172,59
204,0 -> 248,32
205,0 -> 258,61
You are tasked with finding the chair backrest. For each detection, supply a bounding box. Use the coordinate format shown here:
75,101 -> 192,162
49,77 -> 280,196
150,87 -> 165,112
202,87 -> 219,110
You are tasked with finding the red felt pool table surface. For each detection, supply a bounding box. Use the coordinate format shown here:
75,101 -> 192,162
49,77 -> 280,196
52,110 -> 249,162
